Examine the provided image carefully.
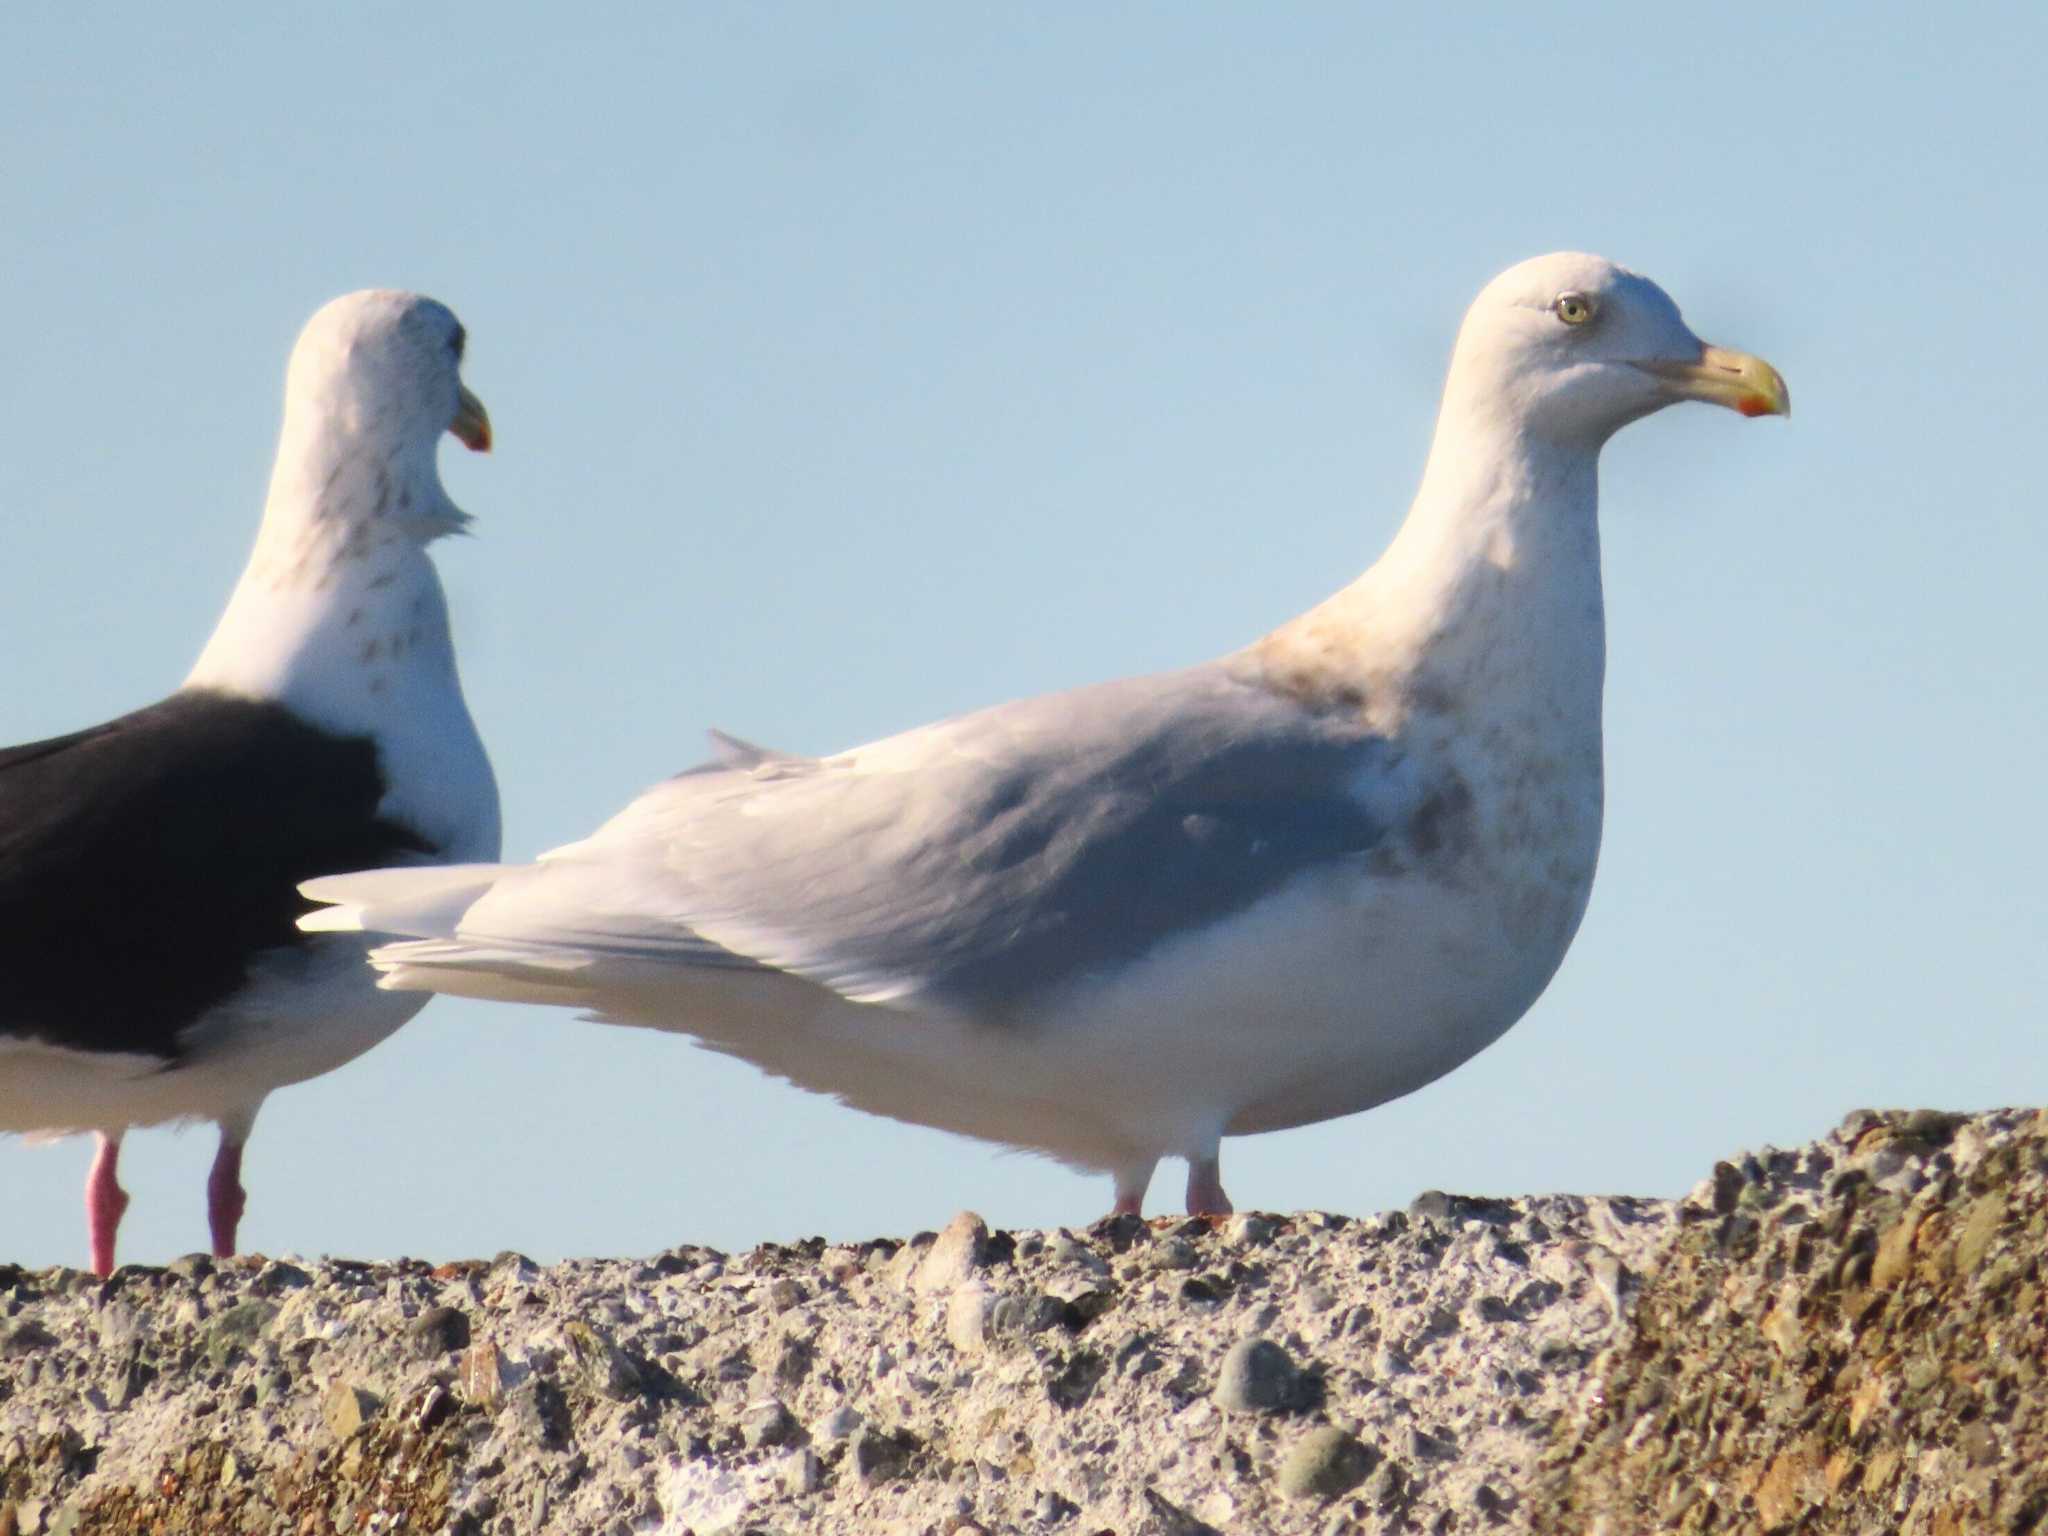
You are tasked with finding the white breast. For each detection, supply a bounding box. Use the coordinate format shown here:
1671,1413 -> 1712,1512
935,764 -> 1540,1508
186,538 -> 500,864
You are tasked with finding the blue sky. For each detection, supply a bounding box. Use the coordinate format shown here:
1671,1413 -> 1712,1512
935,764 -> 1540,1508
3,7 -> 2043,1269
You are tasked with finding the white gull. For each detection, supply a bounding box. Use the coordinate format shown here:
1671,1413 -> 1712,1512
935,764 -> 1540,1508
306,253 -> 1786,1217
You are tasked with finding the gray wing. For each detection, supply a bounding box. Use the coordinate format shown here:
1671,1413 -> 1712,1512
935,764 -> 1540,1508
517,661 -> 1417,1012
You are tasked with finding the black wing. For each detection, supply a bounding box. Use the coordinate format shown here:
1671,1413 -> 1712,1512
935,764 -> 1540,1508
0,688 -> 431,1058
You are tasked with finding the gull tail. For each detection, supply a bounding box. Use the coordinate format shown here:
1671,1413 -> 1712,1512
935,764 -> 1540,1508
300,864 -> 514,939
300,861 -> 702,1008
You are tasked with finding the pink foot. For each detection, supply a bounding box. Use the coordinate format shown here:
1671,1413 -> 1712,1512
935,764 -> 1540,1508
1186,1156 -> 1234,1217
86,1134 -> 130,1278
207,1139 -> 247,1259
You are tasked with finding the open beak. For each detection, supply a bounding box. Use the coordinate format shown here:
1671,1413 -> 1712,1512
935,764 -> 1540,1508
448,384 -> 493,452
1635,344 -> 1790,419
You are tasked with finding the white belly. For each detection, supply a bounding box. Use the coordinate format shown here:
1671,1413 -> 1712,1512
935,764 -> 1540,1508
0,937 -> 426,1138
575,843 -> 1594,1179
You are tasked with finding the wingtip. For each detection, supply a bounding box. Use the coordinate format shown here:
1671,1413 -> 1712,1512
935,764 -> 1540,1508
297,904 -> 366,934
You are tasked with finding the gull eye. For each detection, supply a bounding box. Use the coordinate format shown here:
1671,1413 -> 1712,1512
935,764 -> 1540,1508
1552,292 -> 1596,327
449,324 -> 467,362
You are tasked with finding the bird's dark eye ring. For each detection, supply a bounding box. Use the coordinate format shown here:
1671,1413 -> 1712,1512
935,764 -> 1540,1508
449,324 -> 467,362
1553,292 -> 1595,327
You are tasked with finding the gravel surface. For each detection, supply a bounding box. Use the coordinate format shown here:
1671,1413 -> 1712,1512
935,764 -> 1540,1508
1527,1106 -> 2048,1535
1,1109 -> 2038,1535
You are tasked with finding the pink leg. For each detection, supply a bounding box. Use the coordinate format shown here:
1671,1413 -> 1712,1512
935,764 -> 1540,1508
1111,1159 -> 1156,1218
1186,1154 -> 1234,1217
86,1133 -> 130,1278
207,1136 -> 247,1259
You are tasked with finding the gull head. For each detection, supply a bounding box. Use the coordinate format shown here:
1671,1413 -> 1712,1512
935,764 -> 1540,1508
274,290 -> 491,541
284,289 -> 491,458
1444,253 -> 1788,448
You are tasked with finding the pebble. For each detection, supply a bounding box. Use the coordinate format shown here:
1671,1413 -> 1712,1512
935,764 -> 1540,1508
1212,1336 -> 1307,1414
814,1404 -> 864,1441
946,1284 -> 993,1355
408,1304 -> 471,1356
743,1397 -> 798,1449
851,1425 -> 920,1485
1276,1426 -> 1378,1500
1223,1213 -> 1277,1246
913,1212 -> 992,1295
1145,1238 -> 1199,1272
564,1320 -> 643,1400
781,1447 -> 822,1496
321,1380 -> 380,1440
203,1300 -> 279,1368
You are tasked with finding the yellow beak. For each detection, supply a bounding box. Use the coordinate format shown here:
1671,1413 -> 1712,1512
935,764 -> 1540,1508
449,384 -> 493,452
1635,344 -> 1790,419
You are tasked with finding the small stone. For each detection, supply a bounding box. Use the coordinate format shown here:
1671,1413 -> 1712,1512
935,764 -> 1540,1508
322,1380 -> 381,1440
1213,1336 -> 1305,1413
1277,1426 -> 1378,1500
1365,1459 -> 1410,1514
253,1259 -> 313,1293
743,1397 -> 799,1449
851,1425 -> 920,1484
106,1349 -> 151,1410
1409,1190 -> 1455,1222
1223,1213 -> 1277,1246
408,1305 -> 471,1356
461,1340 -> 509,1407
1146,1238 -> 1199,1272
1047,1232 -> 1109,1274
0,1322 -> 57,1356
990,1292 -> 1067,1338
1137,1486 -> 1211,1534
781,1449 -> 822,1496
1900,1109 -> 1965,1144
1409,1425 -> 1456,1461
1046,1348 -> 1109,1409
203,1301 -> 279,1368
1034,1490 -> 1080,1524
490,1250 -> 539,1279
1045,1278 -> 1116,1327
1954,1191 -> 2005,1275
914,1212 -> 992,1294
502,1379 -> 570,1451
1958,1421 -> 1999,1466
414,1384 -> 455,1430
1869,1209 -> 1922,1290
1761,1299 -> 1804,1359
769,1329 -> 815,1389
815,1404 -> 863,1441
565,1321 -> 643,1399
947,1284 -> 993,1355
